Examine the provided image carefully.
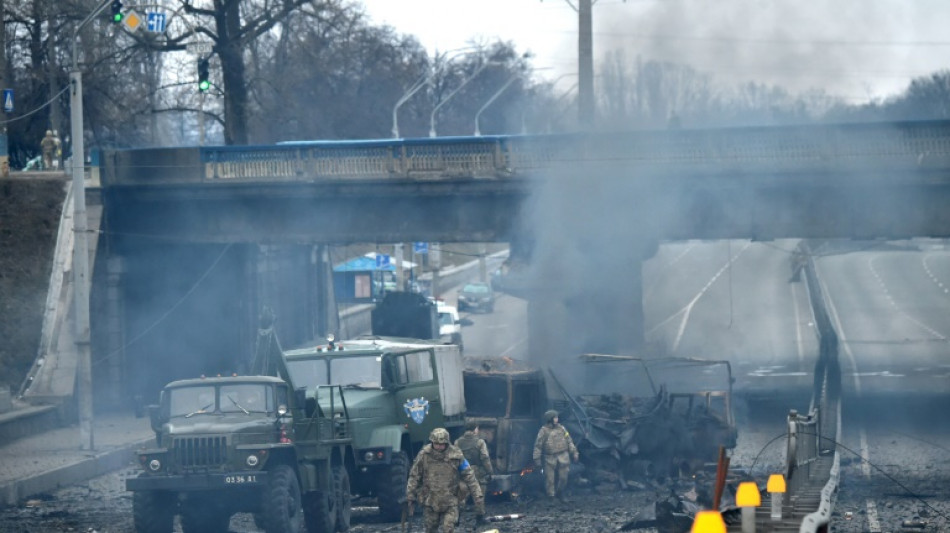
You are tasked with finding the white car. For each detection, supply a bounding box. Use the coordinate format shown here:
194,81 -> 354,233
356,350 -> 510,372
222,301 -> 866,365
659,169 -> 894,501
436,304 -> 463,352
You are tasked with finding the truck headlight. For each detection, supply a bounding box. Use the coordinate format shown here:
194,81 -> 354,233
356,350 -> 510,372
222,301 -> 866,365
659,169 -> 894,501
364,451 -> 374,462
148,459 -> 162,472
246,454 -> 259,467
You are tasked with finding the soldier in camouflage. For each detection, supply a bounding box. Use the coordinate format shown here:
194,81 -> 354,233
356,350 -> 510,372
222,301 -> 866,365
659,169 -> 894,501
455,420 -> 494,510
407,427 -> 486,532
533,409 -> 579,501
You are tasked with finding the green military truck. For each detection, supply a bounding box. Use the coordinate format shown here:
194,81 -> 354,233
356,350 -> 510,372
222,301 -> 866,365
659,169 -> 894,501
126,325 -> 353,533
283,336 -> 466,520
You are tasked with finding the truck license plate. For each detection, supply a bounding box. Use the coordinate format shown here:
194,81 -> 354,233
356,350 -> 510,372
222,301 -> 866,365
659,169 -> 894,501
224,475 -> 258,484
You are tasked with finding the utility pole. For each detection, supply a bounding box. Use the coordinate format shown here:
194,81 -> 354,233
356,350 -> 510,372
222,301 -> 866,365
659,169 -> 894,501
0,0 -> 7,178
71,0 -> 113,451
578,0 -> 594,128
544,0 -> 596,127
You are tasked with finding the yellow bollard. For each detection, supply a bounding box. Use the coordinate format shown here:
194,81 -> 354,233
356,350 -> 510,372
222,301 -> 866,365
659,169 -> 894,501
690,510 -> 726,533
736,481 -> 761,533
767,474 -> 786,521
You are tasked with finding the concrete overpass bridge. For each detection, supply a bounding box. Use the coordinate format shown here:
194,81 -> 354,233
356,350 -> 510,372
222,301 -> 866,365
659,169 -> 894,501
24,119 -> 950,412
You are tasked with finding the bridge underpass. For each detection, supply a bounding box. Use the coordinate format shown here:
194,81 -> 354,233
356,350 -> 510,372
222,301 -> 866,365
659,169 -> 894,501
90,120 -> 950,397
12,119 -> 950,532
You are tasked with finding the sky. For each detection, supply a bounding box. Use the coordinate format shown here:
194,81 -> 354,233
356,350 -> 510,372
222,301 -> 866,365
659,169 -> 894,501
358,0 -> 950,104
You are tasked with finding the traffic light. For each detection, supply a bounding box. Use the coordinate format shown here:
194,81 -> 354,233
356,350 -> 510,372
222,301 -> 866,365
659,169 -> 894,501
110,0 -> 124,24
197,59 -> 211,92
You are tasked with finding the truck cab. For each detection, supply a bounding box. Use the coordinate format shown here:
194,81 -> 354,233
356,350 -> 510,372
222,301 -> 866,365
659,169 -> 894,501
127,374 -> 351,533
283,337 -> 466,519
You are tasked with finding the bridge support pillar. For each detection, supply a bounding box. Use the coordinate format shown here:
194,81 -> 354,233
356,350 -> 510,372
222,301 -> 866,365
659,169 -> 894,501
526,240 -> 654,390
99,255 -> 125,407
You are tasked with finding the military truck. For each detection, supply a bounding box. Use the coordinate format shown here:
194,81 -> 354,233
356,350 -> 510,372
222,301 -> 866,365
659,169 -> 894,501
282,336 -> 466,520
125,373 -> 352,533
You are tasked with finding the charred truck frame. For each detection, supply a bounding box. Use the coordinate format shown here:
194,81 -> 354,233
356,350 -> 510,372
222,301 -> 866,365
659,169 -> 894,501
460,355 -> 738,496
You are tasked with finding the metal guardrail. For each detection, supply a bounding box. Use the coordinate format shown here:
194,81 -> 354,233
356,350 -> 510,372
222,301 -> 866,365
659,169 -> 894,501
103,119 -> 950,185
786,241 -> 841,533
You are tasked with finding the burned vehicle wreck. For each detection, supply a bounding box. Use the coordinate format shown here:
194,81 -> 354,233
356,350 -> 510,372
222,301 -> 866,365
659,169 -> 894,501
461,354 -> 737,497
556,355 -> 738,489
461,357 -> 547,496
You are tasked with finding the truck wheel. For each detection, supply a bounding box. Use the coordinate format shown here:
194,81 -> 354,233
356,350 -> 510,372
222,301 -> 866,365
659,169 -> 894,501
264,465 -> 304,533
180,500 -> 230,533
303,487 -> 337,533
375,450 -> 408,521
132,490 -> 175,533
335,465 -> 352,532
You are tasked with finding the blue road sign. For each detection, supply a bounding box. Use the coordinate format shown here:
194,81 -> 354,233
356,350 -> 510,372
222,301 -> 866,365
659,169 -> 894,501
2,89 -> 12,113
146,12 -> 166,33
413,242 -> 429,254
376,254 -> 391,269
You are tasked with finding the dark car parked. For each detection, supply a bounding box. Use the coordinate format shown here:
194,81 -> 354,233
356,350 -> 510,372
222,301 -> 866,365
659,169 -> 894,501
457,282 -> 495,312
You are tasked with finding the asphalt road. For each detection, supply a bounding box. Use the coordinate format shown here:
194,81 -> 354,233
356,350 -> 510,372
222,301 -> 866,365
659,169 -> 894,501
3,240 -> 949,532
643,239 -> 816,400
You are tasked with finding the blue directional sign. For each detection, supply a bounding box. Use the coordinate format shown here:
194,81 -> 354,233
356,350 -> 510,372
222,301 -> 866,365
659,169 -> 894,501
146,12 -> 166,33
2,89 -> 12,113
413,242 -> 429,254
375,254 -> 391,270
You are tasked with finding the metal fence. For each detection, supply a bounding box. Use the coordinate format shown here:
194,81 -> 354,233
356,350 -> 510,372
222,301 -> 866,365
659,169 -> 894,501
786,241 -> 842,533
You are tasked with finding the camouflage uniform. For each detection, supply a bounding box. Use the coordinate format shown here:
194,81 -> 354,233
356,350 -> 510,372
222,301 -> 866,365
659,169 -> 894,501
455,428 -> 494,506
533,410 -> 578,498
40,131 -> 56,170
407,428 -> 484,533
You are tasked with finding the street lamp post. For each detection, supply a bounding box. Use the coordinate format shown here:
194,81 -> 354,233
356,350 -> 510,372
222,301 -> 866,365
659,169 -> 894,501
71,0 -> 112,451
429,60 -> 501,138
392,47 -> 480,139
391,74 -> 429,139
474,74 -> 520,136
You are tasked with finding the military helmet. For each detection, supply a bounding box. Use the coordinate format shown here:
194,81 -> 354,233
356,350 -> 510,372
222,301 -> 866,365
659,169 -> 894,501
429,427 -> 450,444
544,410 -> 559,423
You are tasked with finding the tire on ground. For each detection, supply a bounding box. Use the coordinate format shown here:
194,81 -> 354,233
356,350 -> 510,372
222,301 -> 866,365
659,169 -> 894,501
335,464 -> 352,532
132,490 -> 176,533
375,450 -> 409,520
303,487 -> 337,533
263,464 -> 304,533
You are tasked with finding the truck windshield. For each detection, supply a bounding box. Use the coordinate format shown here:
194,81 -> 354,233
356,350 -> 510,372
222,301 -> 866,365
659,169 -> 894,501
330,356 -> 382,387
438,312 -> 454,326
220,384 -> 272,414
168,385 -> 217,418
286,356 -> 381,388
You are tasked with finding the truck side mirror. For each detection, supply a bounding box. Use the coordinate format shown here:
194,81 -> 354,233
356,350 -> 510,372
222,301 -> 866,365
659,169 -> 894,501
295,387 -> 307,409
147,405 -> 162,433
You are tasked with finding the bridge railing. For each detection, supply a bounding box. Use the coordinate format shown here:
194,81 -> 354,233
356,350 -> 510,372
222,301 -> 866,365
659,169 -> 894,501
784,240 -> 841,532
100,119 -> 950,185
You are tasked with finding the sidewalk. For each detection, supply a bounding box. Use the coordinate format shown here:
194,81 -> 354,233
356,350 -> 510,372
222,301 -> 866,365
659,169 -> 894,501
0,407 -> 153,507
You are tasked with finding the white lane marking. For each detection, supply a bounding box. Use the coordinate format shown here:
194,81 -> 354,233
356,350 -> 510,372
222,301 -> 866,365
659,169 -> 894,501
644,242 -> 696,301
500,337 -> 527,358
868,256 -> 947,341
647,241 -> 752,353
791,282 -> 805,370
669,241 -> 751,353
819,260 -> 879,531
866,500 -> 882,532
860,429 -> 872,477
